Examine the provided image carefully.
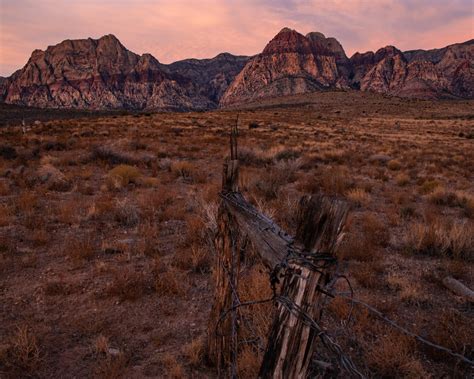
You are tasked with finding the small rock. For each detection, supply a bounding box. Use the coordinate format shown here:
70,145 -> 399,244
107,348 -> 121,356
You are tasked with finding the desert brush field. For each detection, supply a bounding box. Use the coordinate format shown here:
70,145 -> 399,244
0,91 -> 473,378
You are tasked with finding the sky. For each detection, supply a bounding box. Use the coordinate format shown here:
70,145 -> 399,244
0,0 -> 473,76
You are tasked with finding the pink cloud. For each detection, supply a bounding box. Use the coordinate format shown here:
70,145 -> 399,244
0,0 -> 472,76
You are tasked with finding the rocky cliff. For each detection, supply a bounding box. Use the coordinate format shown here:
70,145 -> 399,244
0,35 -> 247,110
220,28 -> 349,106
354,40 -> 473,99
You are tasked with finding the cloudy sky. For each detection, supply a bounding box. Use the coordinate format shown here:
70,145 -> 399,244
0,0 -> 472,76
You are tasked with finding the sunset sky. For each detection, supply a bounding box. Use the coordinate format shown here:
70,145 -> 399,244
0,0 -> 473,76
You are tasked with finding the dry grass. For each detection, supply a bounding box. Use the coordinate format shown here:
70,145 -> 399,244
387,159 -> 402,170
113,199 -> 140,227
106,267 -> 150,301
160,352 -> 185,378
183,336 -> 205,367
364,330 -> 427,378
155,267 -> 188,297
0,92 -> 473,377
404,218 -> 473,260
346,188 -> 371,208
107,164 -> 141,189
0,325 -> 41,375
64,235 -> 96,264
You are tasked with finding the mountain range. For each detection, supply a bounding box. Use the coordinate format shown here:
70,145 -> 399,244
0,28 -> 472,110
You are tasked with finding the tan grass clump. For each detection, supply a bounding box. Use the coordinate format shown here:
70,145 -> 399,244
404,218 -> 473,260
346,188 -> 371,208
395,173 -> 410,186
183,336 -> 205,367
387,159 -> 402,170
107,164 -> 141,189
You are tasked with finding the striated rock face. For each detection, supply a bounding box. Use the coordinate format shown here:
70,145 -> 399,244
435,41 -> 474,98
354,40 -> 473,99
220,28 -> 349,106
0,35 -> 247,110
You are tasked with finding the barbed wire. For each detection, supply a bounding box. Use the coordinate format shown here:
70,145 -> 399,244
216,249 -> 474,378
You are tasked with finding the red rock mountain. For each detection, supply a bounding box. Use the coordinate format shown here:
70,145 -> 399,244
0,30 -> 472,110
222,29 -> 473,106
220,28 -> 350,106
0,35 -> 248,110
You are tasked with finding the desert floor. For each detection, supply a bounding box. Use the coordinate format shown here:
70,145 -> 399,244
0,91 -> 473,378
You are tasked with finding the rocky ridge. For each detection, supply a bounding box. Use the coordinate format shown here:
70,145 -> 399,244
0,35 -> 248,110
221,29 -> 473,105
0,30 -> 472,110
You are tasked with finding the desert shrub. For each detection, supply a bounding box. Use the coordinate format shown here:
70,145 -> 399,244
154,269 -> 187,297
346,188 -> 370,208
428,188 -> 474,217
137,222 -> 160,257
184,336 -> 205,367
42,140 -> 66,151
113,199 -> 140,227
248,121 -> 260,129
301,164 -> 353,194
320,166 -> 353,195
0,325 -> 41,375
107,267 -> 150,301
136,176 -> 159,188
351,260 -> 384,288
251,161 -> 298,200
427,187 -> 457,206
364,330 -> 427,378
418,179 -> 440,194
170,160 -> 204,182
427,309 -> 472,365
399,205 -> 416,219
404,219 -> 473,260
237,147 -> 269,166
395,173 -> 410,186
43,280 -> 72,296
90,146 -> 135,165
160,352 -> 185,377
37,164 -> 72,192
107,164 -> 141,189
0,145 -> 17,160
362,213 -> 390,247
457,192 -> 474,218
322,149 -> 350,163
274,148 -> 300,161
64,235 -> 96,263
173,247 -> 211,274
387,159 -> 402,170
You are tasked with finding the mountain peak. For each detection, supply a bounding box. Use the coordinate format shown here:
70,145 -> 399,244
306,31 -> 326,40
263,28 -> 311,54
278,27 -> 295,34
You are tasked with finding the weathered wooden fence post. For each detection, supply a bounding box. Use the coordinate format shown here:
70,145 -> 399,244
208,122 -> 358,378
208,123 -> 241,377
259,196 -> 349,379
